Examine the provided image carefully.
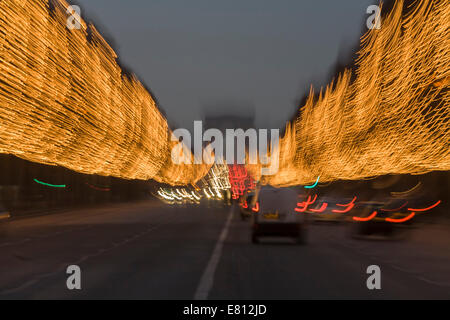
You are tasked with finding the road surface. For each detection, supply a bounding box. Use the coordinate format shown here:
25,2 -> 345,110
0,200 -> 449,299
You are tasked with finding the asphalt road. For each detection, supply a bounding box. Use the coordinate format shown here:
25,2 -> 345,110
0,200 -> 449,299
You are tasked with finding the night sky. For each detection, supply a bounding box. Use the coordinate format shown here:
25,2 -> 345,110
74,0 -> 375,132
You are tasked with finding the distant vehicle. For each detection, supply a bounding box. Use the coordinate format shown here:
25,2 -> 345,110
251,186 -> 306,244
350,201 -> 398,240
239,192 -> 256,220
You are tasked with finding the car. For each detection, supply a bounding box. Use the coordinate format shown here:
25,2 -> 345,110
251,186 -> 306,244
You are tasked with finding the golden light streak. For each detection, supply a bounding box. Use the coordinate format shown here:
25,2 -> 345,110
0,0 -> 210,185
0,0 -> 448,188
261,0 -> 449,187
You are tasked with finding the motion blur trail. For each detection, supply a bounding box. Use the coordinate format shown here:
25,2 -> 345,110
0,0 -> 210,185
0,0 -> 448,187
259,0 -> 449,186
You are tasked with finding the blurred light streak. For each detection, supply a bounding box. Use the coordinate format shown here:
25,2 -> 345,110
309,202 -> 328,213
385,212 -> 415,223
381,201 -> 408,212
228,165 -> 254,200
0,0 -> 210,185
34,178 -> 66,188
332,196 -> 357,213
408,200 -> 441,212
391,182 -> 422,197
191,191 -> 201,201
353,211 -> 378,222
1,0 -> 448,188
256,0 -> 449,187
304,176 -> 320,189
203,188 -> 212,199
295,194 -> 317,213
157,190 -> 174,201
171,190 -> 182,201
85,182 -> 110,192
0,212 -> 11,220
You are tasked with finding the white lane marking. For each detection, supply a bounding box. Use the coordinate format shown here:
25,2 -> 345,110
194,206 -> 234,300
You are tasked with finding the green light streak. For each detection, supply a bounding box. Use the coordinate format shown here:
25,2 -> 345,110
34,179 -> 66,188
304,176 -> 320,189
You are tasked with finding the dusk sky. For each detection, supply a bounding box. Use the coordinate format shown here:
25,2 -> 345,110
75,0 -> 375,132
